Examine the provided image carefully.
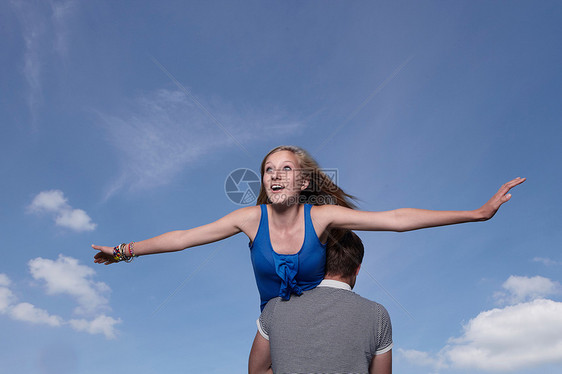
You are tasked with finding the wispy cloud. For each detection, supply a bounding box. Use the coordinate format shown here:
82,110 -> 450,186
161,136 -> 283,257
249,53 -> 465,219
0,256 -> 120,340
28,190 -> 97,232
98,88 -> 304,197
11,0 -> 46,124
533,257 -> 562,266
50,0 -> 76,58
11,0 -> 77,125
401,275 -> 562,372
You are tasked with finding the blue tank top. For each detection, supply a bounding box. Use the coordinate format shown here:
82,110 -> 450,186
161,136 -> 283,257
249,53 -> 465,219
250,204 -> 327,311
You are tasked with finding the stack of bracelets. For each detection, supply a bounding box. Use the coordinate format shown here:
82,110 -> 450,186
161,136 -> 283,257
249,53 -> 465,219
113,242 -> 136,263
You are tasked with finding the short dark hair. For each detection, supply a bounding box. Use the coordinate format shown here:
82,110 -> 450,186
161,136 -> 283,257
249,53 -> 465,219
325,230 -> 364,278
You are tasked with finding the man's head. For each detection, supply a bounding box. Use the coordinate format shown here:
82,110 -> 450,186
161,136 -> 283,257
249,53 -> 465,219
324,230 -> 364,289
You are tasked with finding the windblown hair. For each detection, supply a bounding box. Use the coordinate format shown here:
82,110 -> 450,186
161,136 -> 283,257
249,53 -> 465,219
256,145 -> 357,247
325,230 -> 364,278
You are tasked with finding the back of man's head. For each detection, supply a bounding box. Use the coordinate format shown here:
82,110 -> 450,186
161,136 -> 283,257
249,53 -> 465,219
325,230 -> 364,278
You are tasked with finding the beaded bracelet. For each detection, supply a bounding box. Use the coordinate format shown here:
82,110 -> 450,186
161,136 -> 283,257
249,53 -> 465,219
122,241 -> 135,263
113,244 -> 124,262
128,241 -> 135,257
113,242 -> 136,263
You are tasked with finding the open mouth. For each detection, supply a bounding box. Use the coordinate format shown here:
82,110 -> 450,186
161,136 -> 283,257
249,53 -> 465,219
271,184 -> 285,191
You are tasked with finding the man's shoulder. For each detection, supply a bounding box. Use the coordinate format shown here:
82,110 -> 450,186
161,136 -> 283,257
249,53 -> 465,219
262,296 -> 282,316
310,285 -> 377,302
344,290 -> 387,313
306,286 -> 387,313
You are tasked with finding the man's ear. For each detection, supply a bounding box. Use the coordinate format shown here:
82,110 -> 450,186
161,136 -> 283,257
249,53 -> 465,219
355,265 -> 361,276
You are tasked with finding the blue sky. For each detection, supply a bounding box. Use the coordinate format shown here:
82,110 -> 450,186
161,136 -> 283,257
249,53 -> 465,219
1,1 -> 561,373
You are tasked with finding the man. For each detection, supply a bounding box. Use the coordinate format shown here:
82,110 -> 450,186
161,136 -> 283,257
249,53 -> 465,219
249,231 -> 392,374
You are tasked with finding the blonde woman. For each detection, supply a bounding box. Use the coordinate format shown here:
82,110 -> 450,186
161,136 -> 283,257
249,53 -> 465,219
93,145 -> 525,310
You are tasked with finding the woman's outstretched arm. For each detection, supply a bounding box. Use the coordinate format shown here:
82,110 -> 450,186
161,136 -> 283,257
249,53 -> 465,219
314,177 -> 526,233
92,206 -> 259,265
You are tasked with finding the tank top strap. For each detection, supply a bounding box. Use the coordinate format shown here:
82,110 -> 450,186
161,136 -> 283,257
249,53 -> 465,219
304,203 -> 312,235
304,204 -> 326,247
249,204 -> 269,249
259,204 -> 269,235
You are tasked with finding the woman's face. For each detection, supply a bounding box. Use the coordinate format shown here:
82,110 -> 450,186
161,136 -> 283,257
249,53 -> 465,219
263,150 -> 308,205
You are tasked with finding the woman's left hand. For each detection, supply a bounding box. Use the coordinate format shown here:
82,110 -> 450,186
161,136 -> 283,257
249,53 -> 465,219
478,177 -> 526,220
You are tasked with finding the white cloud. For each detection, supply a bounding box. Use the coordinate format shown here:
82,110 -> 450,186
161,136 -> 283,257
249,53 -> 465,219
0,274 -> 15,313
28,190 -> 97,232
10,302 -> 63,327
444,299 -> 562,371
69,315 -> 121,340
98,88 -> 304,197
28,190 -> 67,213
0,273 -> 11,287
0,273 -> 64,327
402,276 -> 562,372
0,261 -> 119,339
495,275 -> 561,305
0,286 -> 15,313
28,255 -> 110,315
55,208 -> 97,232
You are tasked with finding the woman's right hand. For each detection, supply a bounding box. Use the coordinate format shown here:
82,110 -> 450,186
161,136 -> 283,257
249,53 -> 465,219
92,244 -> 117,265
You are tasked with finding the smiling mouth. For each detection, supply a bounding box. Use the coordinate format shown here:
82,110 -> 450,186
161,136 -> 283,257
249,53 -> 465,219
271,185 -> 285,191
